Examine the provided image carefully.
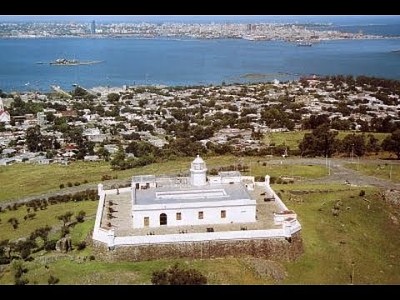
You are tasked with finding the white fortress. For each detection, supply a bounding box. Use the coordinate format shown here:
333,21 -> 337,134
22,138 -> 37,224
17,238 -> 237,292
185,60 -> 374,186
92,156 -> 301,252
131,155 -> 256,228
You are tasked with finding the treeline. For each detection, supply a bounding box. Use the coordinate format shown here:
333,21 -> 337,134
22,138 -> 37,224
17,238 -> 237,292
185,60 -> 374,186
299,124 -> 400,159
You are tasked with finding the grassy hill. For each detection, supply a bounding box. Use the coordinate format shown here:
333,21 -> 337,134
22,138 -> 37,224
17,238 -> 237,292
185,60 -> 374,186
1,180 -> 399,284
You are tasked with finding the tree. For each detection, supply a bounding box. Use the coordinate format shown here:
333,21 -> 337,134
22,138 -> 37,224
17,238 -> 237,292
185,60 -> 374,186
299,124 -> 338,157
57,211 -> 73,227
107,93 -> 120,102
25,125 -> 43,152
96,146 -> 110,161
151,263 -> 207,285
71,86 -> 89,98
341,134 -> 366,157
366,134 -> 380,154
110,146 -> 126,170
382,129 -> 400,159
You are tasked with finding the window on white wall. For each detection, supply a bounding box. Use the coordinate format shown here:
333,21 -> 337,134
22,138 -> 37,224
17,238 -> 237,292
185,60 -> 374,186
144,217 -> 149,226
176,212 -> 182,220
221,210 -> 226,218
198,211 -> 204,219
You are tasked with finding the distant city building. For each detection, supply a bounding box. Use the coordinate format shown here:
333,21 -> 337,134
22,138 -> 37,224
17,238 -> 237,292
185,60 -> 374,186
37,112 -> 46,126
0,99 -> 11,123
90,20 -> 96,34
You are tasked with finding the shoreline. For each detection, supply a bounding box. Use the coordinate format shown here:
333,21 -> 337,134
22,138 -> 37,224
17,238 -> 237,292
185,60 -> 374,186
1,35 -> 399,43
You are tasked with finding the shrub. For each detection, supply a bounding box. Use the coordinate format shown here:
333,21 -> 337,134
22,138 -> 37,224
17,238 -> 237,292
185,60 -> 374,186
74,182 -> 81,186
254,176 -> 264,182
101,174 -> 112,181
44,240 -> 57,251
83,179 -> 88,184
359,190 -> 366,197
75,211 -> 86,223
59,183 -> 65,189
151,263 -> 207,285
60,226 -> 70,238
270,176 -> 278,184
209,168 -> 218,175
76,241 -> 86,251
67,182 -> 73,188
8,217 -> 19,230
89,255 -> 95,261
48,275 -> 60,285
20,248 -> 31,260
15,278 -> 29,285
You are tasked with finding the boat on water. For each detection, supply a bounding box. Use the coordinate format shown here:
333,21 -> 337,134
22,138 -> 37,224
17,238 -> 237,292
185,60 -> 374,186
296,41 -> 312,47
49,58 -> 103,66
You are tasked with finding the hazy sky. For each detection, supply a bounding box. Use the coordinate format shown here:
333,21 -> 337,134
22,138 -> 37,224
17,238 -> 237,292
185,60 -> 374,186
0,15 -> 399,24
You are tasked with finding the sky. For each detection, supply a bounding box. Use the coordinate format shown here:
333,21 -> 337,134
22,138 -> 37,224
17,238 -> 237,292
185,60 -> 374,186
0,15 -> 399,25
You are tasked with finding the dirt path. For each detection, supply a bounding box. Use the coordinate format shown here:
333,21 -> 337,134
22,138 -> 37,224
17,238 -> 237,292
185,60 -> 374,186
270,157 -> 400,190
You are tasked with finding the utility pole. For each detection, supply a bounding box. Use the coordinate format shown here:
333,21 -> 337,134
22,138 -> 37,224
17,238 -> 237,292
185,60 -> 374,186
328,159 -> 331,175
351,143 -> 354,163
326,155 -> 331,175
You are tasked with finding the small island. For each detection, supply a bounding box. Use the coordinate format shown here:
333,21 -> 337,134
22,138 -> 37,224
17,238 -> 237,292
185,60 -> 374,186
49,58 -> 103,66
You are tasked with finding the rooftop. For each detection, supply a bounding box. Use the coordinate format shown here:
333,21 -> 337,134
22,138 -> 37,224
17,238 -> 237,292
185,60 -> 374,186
134,183 -> 252,205
101,184 -> 279,237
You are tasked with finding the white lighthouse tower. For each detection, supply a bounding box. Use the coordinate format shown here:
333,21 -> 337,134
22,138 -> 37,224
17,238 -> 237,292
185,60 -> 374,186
190,155 -> 207,186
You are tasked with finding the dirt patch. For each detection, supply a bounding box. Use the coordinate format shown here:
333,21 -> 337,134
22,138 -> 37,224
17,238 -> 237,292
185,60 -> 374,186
383,190 -> 400,208
243,258 -> 287,282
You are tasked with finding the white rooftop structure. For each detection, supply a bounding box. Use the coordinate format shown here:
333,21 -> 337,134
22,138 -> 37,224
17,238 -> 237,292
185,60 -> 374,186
130,155 -> 256,228
92,156 -> 302,251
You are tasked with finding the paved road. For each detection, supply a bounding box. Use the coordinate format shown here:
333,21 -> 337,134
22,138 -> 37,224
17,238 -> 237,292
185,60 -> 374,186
1,158 -> 399,209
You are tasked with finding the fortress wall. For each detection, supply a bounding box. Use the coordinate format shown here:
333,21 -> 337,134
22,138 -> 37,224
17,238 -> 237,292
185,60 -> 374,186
92,231 -> 303,262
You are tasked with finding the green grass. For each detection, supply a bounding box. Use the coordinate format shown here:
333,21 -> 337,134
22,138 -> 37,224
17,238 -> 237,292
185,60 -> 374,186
0,156 -> 328,202
0,200 -> 98,242
264,130 -> 311,150
0,254 -> 268,284
264,130 -> 390,150
345,162 -> 400,183
1,156 -> 400,284
0,161 -> 112,202
277,184 -> 400,284
1,183 -> 399,284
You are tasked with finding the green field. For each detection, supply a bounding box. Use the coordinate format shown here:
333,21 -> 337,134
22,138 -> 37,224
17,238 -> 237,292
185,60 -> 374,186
0,156 -> 328,202
0,200 -> 98,242
345,162 -> 400,183
1,182 -> 399,284
278,184 -> 400,284
264,130 -> 390,150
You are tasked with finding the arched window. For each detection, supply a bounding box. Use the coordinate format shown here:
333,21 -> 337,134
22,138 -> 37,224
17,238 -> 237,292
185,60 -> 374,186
160,213 -> 167,225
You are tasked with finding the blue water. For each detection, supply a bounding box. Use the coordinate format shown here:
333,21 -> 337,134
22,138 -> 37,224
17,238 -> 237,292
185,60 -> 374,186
0,18 -> 400,93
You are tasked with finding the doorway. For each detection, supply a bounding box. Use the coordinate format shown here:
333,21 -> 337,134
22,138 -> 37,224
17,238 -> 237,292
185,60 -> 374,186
160,213 -> 167,225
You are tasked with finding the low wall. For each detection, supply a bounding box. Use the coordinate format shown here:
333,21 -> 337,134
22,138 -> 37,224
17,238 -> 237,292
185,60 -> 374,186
92,181 -> 303,262
93,231 -> 303,262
